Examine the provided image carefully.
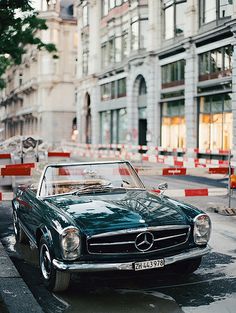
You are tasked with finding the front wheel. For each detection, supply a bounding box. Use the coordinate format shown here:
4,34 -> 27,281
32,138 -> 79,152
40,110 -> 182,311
39,237 -> 70,292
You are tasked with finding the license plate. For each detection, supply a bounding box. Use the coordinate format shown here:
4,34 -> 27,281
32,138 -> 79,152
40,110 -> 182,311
134,259 -> 165,271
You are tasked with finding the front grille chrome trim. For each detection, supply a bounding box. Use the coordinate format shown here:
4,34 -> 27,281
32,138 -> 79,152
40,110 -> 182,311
87,226 -> 191,255
88,225 -> 189,239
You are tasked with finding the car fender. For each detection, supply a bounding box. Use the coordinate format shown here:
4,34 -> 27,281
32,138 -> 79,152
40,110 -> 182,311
37,225 -> 53,248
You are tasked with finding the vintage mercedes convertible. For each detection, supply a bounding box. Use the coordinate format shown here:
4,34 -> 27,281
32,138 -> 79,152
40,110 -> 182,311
12,161 -> 211,291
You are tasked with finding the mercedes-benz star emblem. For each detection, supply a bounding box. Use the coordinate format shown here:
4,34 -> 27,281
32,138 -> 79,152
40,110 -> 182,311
135,232 -> 154,252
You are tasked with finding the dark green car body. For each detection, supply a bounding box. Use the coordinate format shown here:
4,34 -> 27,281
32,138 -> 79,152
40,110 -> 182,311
12,161 -> 211,291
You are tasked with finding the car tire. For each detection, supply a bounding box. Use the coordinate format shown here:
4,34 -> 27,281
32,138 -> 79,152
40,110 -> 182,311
39,237 -> 70,292
13,211 -> 28,244
171,257 -> 202,275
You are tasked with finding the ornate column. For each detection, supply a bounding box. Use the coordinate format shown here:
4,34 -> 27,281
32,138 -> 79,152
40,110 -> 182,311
146,55 -> 161,146
184,40 -> 198,157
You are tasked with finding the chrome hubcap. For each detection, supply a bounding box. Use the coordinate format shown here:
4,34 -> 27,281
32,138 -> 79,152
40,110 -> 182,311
40,244 -> 51,280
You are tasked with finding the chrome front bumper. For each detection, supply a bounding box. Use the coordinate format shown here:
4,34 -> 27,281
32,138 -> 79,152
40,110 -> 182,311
52,246 -> 211,272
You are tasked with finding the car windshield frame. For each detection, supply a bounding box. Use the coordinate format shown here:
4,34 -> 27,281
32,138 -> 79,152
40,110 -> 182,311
37,161 -> 146,198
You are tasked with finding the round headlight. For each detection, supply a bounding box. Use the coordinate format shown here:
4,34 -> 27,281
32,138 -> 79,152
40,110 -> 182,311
194,214 -> 211,245
61,227 -> 81,260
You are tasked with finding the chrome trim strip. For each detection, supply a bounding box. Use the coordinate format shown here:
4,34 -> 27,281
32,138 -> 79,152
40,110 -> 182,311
19,221 -> 37,248
90,241 -> 134,246
89,232 -> 188,247
154,232 -> 187,242
52,245 -> 211,272
88,225 -> 190,239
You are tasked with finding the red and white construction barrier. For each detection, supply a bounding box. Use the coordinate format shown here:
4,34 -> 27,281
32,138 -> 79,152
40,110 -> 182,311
0,187 -> 228,201
152,188 -> 227,197
65,143 -> 232,168
136,166 -> 232,176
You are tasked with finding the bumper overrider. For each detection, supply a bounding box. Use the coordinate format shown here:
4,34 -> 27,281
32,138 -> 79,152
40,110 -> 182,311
52,245 -> 211,272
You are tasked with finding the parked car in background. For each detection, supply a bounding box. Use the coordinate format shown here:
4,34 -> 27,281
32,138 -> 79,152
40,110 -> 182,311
12,161 -> 211,291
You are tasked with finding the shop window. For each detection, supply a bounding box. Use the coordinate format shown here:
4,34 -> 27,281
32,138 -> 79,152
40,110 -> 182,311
161,59 -> 185,88
199,45 -> 232,81
198,94 -> 232,150
100,109 -> 127,144
163,0 -> 186,40
118,108 -> 127,143
161,100 -> 186,148
199,0 -> 233,26
100,111 -> 111,144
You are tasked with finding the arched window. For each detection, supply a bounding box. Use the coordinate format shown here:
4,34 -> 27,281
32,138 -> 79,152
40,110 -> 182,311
139,76 -> 147,95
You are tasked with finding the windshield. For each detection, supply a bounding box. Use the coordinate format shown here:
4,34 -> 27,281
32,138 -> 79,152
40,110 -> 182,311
38,161 -> 145,197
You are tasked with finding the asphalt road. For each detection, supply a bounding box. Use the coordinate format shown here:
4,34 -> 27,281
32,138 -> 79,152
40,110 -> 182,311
0,174 -> 236,313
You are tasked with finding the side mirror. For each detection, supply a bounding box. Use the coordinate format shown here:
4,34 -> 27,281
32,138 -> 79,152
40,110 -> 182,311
158,182 -> 168,191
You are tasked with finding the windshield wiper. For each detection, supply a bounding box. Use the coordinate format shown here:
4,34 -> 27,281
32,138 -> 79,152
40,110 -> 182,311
71,185 -> 125,195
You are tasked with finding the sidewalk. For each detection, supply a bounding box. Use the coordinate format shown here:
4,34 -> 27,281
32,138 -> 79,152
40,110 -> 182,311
0,241 -> 44,313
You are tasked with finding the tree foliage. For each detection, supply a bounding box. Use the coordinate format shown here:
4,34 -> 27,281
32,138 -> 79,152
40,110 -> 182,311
0,0 -> 57,89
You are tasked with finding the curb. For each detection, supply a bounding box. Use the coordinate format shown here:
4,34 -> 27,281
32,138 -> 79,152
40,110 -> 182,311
0,241 -> 44,313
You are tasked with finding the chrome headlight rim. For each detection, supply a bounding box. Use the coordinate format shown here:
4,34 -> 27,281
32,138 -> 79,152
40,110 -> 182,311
193,213 -> 211,245
60,226 -> 81,260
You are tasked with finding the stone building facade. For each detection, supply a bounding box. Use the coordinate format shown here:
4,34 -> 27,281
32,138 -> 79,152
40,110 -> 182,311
75,0 -> 236,157
0,0 -> 77,144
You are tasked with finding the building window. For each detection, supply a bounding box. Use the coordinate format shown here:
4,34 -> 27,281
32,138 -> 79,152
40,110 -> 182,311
121,31 -> 128,59
111,81 -> 116,99
101,43 -> 109,68
19,73 -> 23,86
101,83 -> 111,101
199,45 -> 233,81
117,78 -> 126,97
199,0 -> 233,26
109,37 -> 115,64
131,18 -> 148,51
102,0 -> 128,16
161,100 -> 186,148
109,0 -> 116,9
199,94 -> 232,150
161,59 -> 185,88
102,0 -> 109,16
163,0 -> 186,40
82,50 -> 89,76
115,36 -> 122,63
101,78 -> 127,101
82,1 -> 89,27
101,37 -> 121,69
100,108 -> 127,144
139,76 -> 147,95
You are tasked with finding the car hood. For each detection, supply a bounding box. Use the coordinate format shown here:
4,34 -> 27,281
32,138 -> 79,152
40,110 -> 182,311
46,190 -> 201,236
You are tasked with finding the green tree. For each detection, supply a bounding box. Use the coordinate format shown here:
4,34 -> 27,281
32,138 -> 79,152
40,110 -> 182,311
0,0 -> 57,89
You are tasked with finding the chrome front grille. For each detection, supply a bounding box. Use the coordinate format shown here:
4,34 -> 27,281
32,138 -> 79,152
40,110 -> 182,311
87,225 -> 190,255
